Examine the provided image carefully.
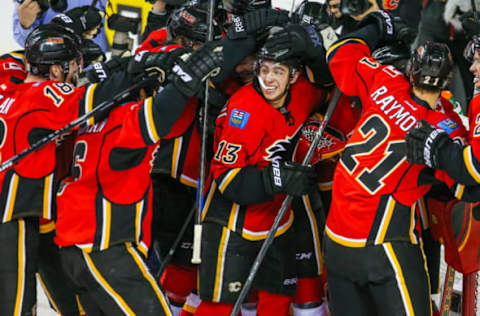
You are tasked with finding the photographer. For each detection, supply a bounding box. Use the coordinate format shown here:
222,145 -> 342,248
14,0 -> 108,51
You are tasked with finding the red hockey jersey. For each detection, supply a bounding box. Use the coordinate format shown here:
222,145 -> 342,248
325,39 -> 467,247
203,76 -> 324,240
0,80 -> 98,223
55,87 -> 192,254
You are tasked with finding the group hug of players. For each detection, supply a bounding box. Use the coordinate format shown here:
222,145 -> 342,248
3,0 -> 480,315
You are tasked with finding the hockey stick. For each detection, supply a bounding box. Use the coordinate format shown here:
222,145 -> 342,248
191,0 -> 216,265
0,77 -> 155,173
156,204 -> 195,278
440,265 -> 456,315
471,0 -> 479,22
229,87 -> 342,316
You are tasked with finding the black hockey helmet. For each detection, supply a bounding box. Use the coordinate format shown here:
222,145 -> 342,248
222,0 -> 271,16
295,0 -> 333,27
254,27 -> 301,78
407,41 -> 453,91
464,34 -> 480,62
372,42 -> 411,72
25,23 -> 83,78
167,2 -> 223,46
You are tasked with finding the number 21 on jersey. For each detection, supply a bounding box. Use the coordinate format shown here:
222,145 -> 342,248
340,114 -> 406,194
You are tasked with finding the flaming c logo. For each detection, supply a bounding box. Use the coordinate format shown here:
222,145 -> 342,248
382,0 -> 399,10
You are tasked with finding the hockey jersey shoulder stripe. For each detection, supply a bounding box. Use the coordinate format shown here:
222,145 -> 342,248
142,97 -> 160,143
463,146 -> 480,183
326,38 -> 366,62
84,83 -> 98,126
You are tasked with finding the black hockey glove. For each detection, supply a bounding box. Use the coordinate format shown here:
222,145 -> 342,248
128,48 -> 188,84
227,8 -> 289,40
262,160 -> 316,197
171,42 -> 224,97
79,55 -> 131,85
405,120 -> 450,169
461,11 -> 480,39
357,10 -> 416,46
52,6 -> 103,39
263,24 -> 326,62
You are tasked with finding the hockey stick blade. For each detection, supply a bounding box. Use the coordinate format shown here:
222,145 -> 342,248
229,87 -> 342,316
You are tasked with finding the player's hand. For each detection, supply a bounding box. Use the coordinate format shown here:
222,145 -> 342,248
263,24 -> 326,62
171,41 -> 223,97
461,11 -> 480,39
128,48 -> 187,84
18,0 -> 41,29
405,120 -> 450,169
358,10 -> 416,46
227,8 -> 289,40
52,6 -> 104,39
262,160 -> 316,196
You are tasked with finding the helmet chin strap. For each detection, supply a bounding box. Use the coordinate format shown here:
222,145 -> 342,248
257,75 -> 270,90
257,75 -> 290,106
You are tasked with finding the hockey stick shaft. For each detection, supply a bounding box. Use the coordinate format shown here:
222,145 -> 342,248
156,204 -> 196,278
191,0 -> 216,265
229,87 -> 342,316
462,271 -> 479,316
440,265 -> 455,315
0,77 -> 155,173
472,0 -> 479,22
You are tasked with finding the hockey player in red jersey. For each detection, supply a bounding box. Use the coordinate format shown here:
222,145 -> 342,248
323,10 -> 473,316
0,48 -> 87,316
194,39 -> 324,315
0,22 -> 175,315
53,42 -> 224,315
405,34 -> 480,186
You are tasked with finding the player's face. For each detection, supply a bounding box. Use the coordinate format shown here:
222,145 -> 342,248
258,60 -> 293,108
469,51 -> 480,90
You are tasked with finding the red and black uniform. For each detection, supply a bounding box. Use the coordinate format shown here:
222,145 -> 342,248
430,94 -> 480,185
0,51 -> 26,84
0,69 -> 135,316
54,83 -> 192,316
197,76 -> 322,311
323,34 -> 467,316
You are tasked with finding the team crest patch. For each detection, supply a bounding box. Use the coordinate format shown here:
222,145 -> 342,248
437,118 -> 459,135
229,109 -> 250,129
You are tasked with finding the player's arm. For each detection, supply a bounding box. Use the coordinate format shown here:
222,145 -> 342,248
406,120 -> 480,185
138,41 -> 224,145
327,11 -> 411,96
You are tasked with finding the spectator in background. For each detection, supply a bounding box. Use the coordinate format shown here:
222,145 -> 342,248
14,0 -> 108,51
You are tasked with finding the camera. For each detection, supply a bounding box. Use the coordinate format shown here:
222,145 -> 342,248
340,0 -> 371,16
16,0 -> 67,13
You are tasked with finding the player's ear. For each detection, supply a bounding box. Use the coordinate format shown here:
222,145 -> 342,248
289,70 -> 300,85
49,64 -> 64,81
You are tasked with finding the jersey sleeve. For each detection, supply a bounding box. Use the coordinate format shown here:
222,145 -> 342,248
137,83 -> 190,145
210,95 -> 272,205
326,37 -> 381,99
